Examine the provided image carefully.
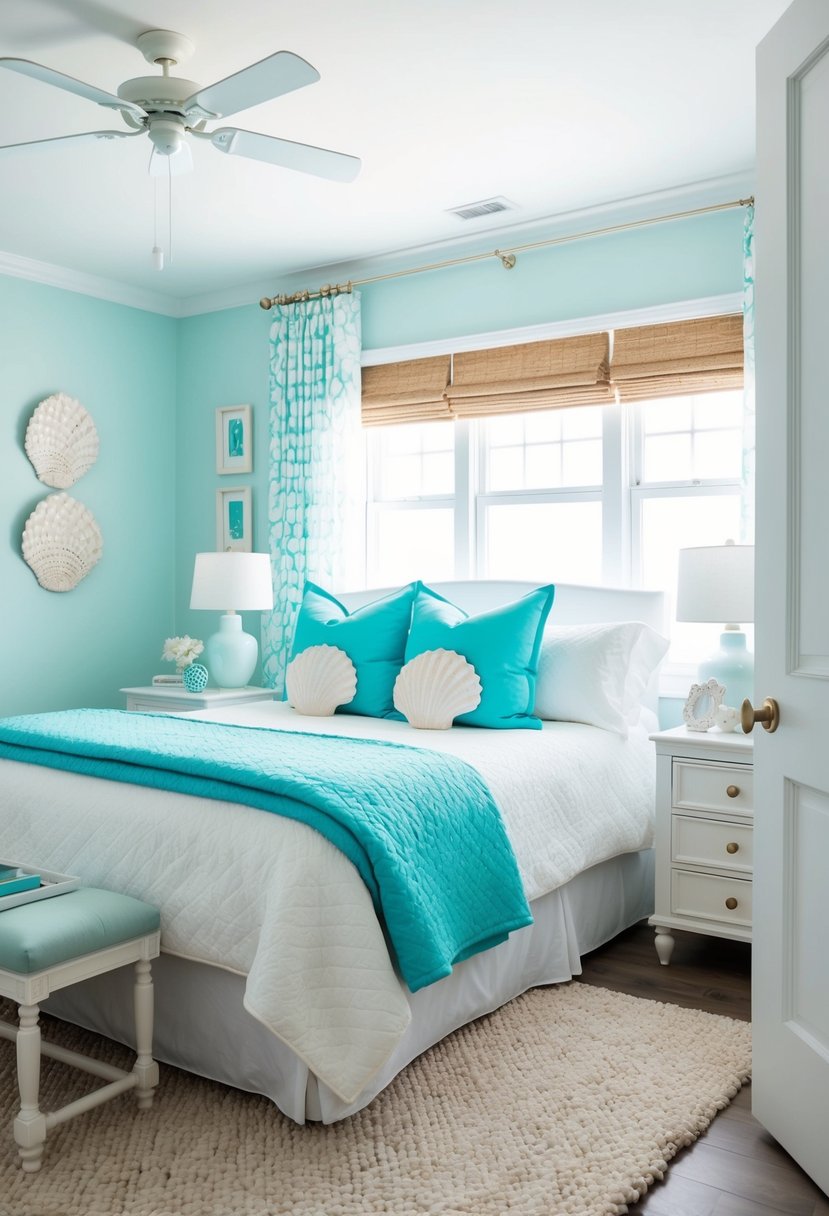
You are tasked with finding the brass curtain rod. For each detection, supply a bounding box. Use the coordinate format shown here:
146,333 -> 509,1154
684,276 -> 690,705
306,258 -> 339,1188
259,196 -> 754,310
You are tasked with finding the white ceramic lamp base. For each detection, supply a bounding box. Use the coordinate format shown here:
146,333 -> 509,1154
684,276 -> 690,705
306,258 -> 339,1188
697,628 -> 754,713
204,614 -> 258,689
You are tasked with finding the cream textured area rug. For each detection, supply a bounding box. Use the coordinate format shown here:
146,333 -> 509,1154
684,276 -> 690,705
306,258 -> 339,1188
0,983 -> 751,1216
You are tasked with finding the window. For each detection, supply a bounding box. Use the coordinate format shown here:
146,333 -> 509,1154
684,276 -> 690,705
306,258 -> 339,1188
365,388 -> 746,670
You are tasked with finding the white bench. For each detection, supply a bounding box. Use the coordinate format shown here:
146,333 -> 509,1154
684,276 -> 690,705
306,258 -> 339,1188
0,887 -> 160,1172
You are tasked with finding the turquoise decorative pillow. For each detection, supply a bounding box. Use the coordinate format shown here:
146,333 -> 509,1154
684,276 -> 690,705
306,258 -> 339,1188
290,582 -> 416,718
403,583 -> 556,729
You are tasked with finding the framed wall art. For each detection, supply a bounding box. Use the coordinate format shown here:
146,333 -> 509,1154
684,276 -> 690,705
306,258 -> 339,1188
216,486 -> 252,552
216,404 -> 252,475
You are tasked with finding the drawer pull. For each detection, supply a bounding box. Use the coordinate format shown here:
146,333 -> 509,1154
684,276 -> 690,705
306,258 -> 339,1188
726,785 -> 740,799
726,842 -> 739,855
725,896 -> 739,910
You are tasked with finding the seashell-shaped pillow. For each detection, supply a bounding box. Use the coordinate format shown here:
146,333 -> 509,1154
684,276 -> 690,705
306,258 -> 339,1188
393,648 -> 482,730
25,392 -> 100,489
285,644 -> 357,716
22,492 -> 103,592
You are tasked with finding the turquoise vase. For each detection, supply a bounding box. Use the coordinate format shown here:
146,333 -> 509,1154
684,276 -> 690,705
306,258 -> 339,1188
183,663 -> 209,693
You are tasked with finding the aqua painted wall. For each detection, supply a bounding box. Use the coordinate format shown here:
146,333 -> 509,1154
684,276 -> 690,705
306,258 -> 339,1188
0,205 -> 744,716
0,275 -> 177,716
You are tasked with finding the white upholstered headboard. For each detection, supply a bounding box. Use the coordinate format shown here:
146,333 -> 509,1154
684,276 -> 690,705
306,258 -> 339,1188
339,580 -> 668,716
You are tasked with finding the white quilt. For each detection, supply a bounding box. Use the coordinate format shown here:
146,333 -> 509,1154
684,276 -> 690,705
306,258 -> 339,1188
0,704 -> 655,1102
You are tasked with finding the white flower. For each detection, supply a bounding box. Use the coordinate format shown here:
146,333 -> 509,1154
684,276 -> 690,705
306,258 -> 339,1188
162,635 -> 204,668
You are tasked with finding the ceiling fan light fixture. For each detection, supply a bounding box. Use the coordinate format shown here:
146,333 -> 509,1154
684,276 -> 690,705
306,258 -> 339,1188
148,118 -> 185,157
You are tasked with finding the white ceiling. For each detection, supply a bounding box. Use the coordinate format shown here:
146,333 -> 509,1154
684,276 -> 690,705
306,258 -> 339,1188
0,0 -> 790,308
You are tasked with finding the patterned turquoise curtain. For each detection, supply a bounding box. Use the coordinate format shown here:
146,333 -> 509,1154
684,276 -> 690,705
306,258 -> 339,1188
261,292 -> 362,693
741,205 -> 755,543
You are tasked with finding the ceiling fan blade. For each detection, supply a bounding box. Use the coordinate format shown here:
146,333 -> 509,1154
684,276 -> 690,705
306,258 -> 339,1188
182,51 -> 319,121
209,127 -> 360,182
0,129 -> 142,156
149,142 -> 193,177
0,57 -> 146,118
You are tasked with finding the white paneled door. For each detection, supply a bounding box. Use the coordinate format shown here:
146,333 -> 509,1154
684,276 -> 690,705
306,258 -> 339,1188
753,0 -> 829,1195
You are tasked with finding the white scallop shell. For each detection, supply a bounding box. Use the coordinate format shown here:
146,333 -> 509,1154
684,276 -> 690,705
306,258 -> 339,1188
393,648 -> 482,730
286,644 -> 357,716
25,392 -> 100,489
22,492 -> 103,592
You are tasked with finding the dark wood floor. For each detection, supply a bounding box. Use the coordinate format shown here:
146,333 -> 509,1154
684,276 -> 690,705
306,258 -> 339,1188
575,923 -> 828,1216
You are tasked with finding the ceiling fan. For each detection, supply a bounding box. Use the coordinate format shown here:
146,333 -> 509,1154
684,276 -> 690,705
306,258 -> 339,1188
0,29 -> 361,183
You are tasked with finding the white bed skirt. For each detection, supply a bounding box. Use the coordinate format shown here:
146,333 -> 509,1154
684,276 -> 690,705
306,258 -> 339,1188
43,848 -> 653,1125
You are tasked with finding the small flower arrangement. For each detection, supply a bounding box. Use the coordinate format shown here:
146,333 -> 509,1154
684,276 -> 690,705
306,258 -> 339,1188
162,635 -> 204,672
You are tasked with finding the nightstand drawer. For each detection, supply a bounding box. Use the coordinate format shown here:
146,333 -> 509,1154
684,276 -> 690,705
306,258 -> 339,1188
672,759 -> 753,817
671,869 -> 752,927
672,815 -> 753,874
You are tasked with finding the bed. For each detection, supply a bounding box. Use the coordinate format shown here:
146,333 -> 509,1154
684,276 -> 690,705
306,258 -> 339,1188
0,579 -> 666,1125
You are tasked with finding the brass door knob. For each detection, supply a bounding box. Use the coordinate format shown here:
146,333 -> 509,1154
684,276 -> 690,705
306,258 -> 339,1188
741,697 -> 780,734
726,842 -> 739,854
725,896 -> 739,910
726,785 -> 740,798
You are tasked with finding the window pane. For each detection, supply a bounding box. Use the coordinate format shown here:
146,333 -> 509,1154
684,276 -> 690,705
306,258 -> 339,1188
371,509 -> 454,586
643,434 -> 693,482
562,439 -> 602,486
524,444 -> 559,488
642,398 -> 693,433
560,407 -> 603,440
524,411 -> 561,442
640,494 -> 745,665
694,430 -> 743,480
483,502 -> 602,583
488,446 -> 525,492
693,392 -> 744,429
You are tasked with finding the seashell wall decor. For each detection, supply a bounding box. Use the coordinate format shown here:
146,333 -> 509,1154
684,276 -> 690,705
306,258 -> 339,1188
22,492 -> 103,592
25,392 -> 100,489
285,644 -> 357,715
393,648 -> 482,730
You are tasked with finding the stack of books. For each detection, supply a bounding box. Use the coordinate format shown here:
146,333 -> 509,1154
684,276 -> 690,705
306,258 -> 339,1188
0,864 -> 41,897
152,673 -> 184,686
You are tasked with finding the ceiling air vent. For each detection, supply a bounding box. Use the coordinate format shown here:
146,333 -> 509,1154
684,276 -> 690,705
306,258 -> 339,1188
448,196 -> 515,221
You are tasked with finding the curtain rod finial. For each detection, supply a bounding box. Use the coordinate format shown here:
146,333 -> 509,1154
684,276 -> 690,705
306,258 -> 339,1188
260,297 -> 273,310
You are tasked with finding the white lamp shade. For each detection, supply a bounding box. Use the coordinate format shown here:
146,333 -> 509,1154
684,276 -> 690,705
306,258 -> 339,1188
676,543 -> 754,625
190,552 -> 274,613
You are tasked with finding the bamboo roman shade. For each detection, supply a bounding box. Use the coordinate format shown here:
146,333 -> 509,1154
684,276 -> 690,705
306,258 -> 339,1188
611,314 -> 744,403
445,333 -> 614,417
361,355 -> 451,425
361,314 -> 743,425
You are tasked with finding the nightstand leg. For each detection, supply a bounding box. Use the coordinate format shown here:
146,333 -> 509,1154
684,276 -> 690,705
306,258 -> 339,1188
653,926 -> 675,966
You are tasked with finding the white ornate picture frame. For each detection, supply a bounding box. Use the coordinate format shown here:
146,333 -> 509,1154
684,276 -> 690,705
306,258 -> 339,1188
216,486 -> 252,552
216,404 -> 252,475
682,678 -> 726,732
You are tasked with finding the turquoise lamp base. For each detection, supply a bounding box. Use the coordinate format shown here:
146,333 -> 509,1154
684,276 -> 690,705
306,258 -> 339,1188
698,630 -> 754,713
204,614 -> 258,689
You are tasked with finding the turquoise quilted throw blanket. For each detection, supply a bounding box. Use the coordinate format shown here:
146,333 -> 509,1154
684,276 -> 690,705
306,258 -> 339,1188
0,710 -> 532,991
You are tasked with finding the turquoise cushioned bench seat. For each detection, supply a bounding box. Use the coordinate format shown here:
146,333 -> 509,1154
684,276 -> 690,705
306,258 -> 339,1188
0,889 -> 161,974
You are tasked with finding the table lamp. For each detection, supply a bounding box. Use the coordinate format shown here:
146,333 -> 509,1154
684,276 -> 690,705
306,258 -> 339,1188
676,540 -> 755,710
190,552 -> 274,688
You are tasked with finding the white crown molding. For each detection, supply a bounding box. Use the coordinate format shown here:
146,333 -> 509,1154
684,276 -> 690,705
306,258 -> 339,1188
360,293 -> 744,365
0,171 -> 754,320
0,250 -> 182,317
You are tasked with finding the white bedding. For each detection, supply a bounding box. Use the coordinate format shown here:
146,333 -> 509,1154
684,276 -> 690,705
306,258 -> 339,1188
0,703 -> 656,1103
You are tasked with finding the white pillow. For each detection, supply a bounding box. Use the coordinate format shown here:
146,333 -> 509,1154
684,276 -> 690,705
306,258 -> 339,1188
533,622 -> 669,736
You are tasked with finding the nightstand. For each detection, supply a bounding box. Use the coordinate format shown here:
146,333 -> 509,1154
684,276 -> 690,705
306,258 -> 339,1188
121,686 -> 275,713
649,725 -> 753,965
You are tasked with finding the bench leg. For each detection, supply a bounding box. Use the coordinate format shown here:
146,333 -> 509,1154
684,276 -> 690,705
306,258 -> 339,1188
13,1004 -> 47,1173
133,959 -> 158,1109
